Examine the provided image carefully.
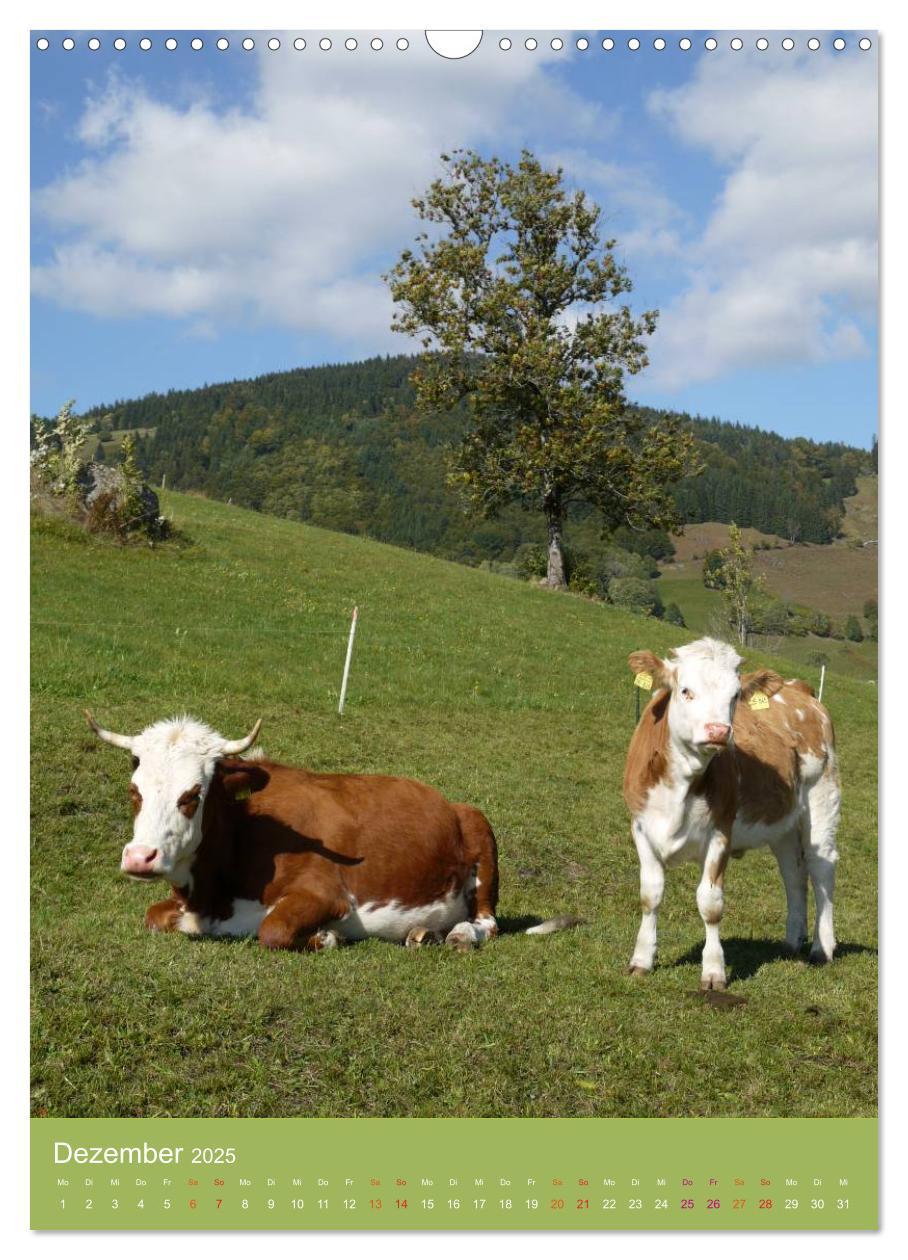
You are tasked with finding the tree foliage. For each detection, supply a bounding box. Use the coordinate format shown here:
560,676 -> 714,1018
385,149 -> 698,588
716,523 -> 767,647
30,399 -> 90,497
664,601 -> 686,627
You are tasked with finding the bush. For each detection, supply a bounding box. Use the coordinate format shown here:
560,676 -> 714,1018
564,548 -> 598,597
594,546 -> 654,599
31,399 -> 90,498
750,596 -> 790,636
513,542 -> 547,581
787,618 -> 809,638
808,610 -> 833,638
845,615 -> 864,643
612,526 -> 676,561
702,549 -> 725,589
664,602 -> 685,627
608,577 -> 664,618
863,598 -> 878,642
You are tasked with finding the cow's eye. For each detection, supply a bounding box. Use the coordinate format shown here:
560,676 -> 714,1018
681,687 -> 694,701
131,755 -> 140,770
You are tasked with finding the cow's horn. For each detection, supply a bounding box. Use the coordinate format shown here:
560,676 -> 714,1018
85,710 -> 136,751
219,718 -> 263,756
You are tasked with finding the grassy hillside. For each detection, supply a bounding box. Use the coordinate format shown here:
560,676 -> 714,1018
31,492 -> 877,1119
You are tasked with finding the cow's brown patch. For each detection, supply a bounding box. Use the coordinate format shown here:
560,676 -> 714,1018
177,784 -> 202,819
732,675 -> 833,824
623,687 -> 672,815
128,783 -> 142,816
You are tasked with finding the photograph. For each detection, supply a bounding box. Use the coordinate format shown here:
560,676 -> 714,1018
30,29 -> 877,1129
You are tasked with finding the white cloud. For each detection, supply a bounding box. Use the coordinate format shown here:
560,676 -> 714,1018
32,40 -> 613,352
641,51 -> 878,390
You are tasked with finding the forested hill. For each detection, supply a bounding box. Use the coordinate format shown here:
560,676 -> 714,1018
74,353 -> 872,563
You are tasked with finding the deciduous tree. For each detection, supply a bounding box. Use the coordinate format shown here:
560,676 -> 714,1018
386,150 -> 698,589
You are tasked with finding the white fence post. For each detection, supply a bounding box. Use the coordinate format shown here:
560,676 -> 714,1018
818,662 -> 827,704
338,606 -> 359,716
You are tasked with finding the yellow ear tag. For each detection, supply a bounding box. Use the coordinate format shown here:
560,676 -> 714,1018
634,671 -> 654,691
747,691 -> 770,711
234,786 -> 251,801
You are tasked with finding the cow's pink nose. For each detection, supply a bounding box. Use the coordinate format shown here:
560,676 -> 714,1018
704,723 -> 731,745
122,845 -> 159,875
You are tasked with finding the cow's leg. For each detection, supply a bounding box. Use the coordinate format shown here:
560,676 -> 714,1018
770,829 -> 809,953
802,771 -> 840,963
697,832 -> 730,990
446,805 -> 500,950
145,897 -> 185,933
627,823 -> 664,975
405,926 -> 442,948
258,891 -> 348,952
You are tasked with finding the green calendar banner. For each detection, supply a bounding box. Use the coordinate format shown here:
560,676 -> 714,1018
31,1118 -> 877,1230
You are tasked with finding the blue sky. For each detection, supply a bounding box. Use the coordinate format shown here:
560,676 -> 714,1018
31,31 -> 878,446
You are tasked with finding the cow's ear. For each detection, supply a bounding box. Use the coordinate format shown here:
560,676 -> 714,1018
628,650 -> 673,690
741,669 -> 785,700
216,758 -> 270,799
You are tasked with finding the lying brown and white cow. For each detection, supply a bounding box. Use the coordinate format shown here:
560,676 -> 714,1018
86,712 -> 576,950
624,638 -> 840,990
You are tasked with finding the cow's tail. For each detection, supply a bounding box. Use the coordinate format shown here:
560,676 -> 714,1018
525,915 -> 585,936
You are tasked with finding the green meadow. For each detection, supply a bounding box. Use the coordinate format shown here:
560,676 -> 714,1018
31,492 -> 877,1119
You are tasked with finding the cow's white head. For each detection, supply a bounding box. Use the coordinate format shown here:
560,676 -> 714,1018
86,712 -> 262,885
630,638 -> 760,761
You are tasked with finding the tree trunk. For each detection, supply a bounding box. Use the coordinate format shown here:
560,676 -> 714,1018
544,503 -> 568,589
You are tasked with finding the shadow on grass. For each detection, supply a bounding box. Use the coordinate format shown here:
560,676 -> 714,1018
177,914 -> 583,948
671,937 -> 877,982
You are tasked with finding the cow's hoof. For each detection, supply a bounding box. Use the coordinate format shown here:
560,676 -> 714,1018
405,927 -> 441,949
445,923 -> 477,952
626,964 -> 651,977
808,948 -> 833,966
700,976 -> 727,992
783,938 -> 808,956
311,929 -> 340,952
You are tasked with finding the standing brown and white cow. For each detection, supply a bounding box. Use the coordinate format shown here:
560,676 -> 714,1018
623,638 -> 840,990
86,712 -> 577,950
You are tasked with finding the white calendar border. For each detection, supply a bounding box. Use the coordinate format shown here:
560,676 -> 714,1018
4,0 -> 900,1255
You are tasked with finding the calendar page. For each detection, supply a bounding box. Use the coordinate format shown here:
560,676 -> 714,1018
29,25 -> 879,1233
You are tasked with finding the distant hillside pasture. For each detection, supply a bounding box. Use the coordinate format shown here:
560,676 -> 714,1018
664,523 -> 788,566
655,479 -> 878,680
31,492 -> 877,1119
752,542 -> 877,620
